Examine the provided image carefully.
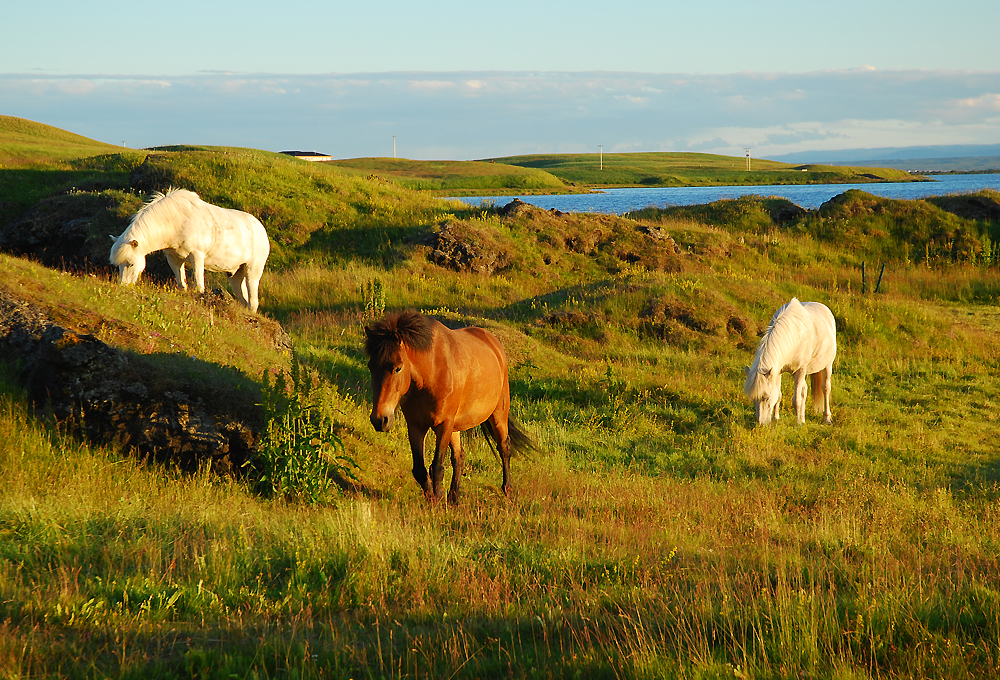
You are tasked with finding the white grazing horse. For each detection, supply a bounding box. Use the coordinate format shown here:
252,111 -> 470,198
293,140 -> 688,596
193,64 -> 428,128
744,298 -> 837,425
110,189 -> 270,313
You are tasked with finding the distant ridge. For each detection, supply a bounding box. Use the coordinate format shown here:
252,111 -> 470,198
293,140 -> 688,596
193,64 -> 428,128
767,143 -> 1000,165
825,156 -> 1000,173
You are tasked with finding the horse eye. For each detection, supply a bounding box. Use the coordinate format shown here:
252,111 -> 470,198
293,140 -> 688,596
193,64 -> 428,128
393,366 -> 402,374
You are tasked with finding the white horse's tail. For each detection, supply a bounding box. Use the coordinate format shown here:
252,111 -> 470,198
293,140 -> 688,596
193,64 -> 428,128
810,372 -> 824,412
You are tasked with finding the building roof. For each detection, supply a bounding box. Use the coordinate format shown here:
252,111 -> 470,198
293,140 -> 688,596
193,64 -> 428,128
280,150 -> 332,161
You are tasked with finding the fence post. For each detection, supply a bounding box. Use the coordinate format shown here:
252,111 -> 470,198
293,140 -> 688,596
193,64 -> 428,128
874,262 -> 886,294
861,261 -> 867,294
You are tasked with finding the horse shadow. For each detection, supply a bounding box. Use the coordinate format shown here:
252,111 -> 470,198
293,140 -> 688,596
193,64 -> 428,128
299,224 -> 420,269
945,454 -> 1000,498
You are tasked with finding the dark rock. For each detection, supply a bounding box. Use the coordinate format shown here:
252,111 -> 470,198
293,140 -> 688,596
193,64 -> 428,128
766,200 -> 808,224
498,198 -> 533,217
0,289 -> 260,473
637,224 -> 680,252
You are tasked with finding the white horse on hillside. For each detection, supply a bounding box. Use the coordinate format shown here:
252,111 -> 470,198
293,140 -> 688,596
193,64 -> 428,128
110,188 -> 270,313
744,298 -> 837,425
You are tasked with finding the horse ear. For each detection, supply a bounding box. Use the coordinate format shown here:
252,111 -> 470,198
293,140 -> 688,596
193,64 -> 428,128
129,239 -> 139,248
108,234 -> 117,242
743,365 -> 750,377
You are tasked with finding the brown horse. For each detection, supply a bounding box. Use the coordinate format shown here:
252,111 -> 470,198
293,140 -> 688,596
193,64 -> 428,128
364,310 -> 533,503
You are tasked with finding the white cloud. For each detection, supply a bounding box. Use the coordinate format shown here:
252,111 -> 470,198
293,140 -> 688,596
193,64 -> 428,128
953,93 -> 1000,112
3,69 -> 1000,160
406,79 -> 456,92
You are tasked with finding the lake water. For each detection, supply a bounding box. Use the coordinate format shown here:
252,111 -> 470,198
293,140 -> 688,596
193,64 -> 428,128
448,173 -> 1000,213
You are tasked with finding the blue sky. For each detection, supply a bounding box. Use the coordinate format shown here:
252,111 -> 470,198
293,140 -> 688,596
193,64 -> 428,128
3,1 -> 999,159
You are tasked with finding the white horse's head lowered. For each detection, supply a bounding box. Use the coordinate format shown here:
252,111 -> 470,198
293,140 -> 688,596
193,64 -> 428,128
743,297 -> 805,426
109,233 -> 145,284
744,363 -> 782,425
110,190 -> 173,284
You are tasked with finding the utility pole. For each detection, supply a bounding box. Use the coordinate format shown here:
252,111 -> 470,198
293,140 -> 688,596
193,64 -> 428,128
745,147 -> 751,171
599,145 -> 603,170
393,136 -> 397,159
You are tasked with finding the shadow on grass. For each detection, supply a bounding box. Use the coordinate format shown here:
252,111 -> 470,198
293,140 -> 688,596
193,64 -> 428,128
8,610 -> 626,680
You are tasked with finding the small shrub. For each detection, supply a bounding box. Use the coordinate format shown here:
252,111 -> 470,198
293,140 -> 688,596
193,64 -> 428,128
363,277 -> 386,319
251,359 -> 357,504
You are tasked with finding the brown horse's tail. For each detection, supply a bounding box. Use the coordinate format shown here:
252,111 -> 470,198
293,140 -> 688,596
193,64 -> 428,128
481,417 -> 537,457
506,417 -> 537,455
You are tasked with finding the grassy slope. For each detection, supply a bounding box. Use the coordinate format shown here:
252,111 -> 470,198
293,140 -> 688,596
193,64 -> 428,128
0,115 -> 124,168
492,151 -> 920,187
0,117 -> 150,227
3,119 -> 1000,678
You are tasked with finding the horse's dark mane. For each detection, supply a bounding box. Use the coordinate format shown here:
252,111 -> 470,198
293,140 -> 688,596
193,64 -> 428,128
364,310 -> 435,363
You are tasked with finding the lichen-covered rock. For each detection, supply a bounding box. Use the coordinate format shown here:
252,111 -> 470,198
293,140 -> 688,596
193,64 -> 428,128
426,220 -> 511,275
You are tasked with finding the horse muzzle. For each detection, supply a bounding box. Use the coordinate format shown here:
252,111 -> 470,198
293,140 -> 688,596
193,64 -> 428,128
370,412 -> 394,432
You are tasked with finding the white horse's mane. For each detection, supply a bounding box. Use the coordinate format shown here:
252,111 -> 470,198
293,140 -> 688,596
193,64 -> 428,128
744,298 -> 810,400
110,188 -> 197,265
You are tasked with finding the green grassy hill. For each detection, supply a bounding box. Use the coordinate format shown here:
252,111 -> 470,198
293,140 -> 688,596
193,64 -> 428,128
2,117 -> 1000,678
491,151 -> 920,188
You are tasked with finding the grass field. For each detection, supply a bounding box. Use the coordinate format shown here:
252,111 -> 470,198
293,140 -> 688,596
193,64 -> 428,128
1,118 -> 1000,678
322,157 -> 571,195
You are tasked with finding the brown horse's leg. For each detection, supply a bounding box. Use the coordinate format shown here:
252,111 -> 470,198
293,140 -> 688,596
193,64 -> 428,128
488,415 -> 512,497
429,422 -> 454,502
447,431 -> 465,504
406,422 -> 431,497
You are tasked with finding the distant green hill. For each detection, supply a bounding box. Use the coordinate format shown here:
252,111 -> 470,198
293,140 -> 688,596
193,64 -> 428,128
323,151 -> 919,195
488,151 -> 920,188
322,157 -> 569,195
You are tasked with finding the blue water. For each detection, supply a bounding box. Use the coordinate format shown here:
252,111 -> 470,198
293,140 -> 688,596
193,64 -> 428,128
448,173 -> 1000,213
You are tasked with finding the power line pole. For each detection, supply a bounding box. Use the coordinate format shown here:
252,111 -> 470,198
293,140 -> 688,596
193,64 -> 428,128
393,136 -> 397,159
599,145 -> 603,170
745,147 -> 751,171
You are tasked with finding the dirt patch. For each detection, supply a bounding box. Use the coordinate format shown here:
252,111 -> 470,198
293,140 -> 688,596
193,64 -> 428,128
639,295 -> 756,348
